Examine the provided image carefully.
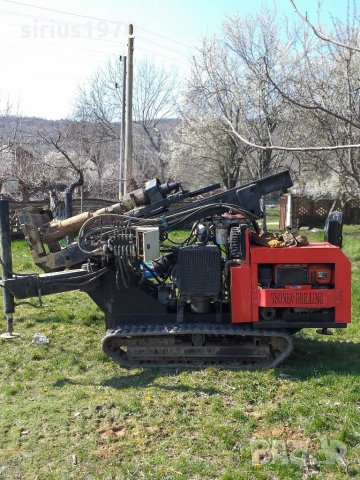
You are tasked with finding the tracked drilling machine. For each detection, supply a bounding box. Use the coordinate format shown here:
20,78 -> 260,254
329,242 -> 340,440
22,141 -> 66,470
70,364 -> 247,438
0,171 -> 351,369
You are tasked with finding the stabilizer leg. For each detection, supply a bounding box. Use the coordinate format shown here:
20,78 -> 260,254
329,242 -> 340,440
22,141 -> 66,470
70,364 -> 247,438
0,200 -> 20,339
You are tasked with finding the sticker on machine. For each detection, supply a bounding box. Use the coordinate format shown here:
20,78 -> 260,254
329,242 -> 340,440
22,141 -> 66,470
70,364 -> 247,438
270,291 -> 325,306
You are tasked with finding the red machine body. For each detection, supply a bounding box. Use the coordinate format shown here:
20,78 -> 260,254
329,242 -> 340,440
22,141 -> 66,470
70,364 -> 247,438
231,233 -> 351,326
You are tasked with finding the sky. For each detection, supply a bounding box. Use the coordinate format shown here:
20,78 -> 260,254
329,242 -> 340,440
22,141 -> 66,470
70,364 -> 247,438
0,0 -> 348,119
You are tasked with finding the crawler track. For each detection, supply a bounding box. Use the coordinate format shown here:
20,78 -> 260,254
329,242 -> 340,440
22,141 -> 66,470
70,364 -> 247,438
102,323 -> 293,369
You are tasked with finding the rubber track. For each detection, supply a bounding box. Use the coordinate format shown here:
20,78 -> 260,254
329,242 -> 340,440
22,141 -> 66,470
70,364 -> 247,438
102,323 -> 294,370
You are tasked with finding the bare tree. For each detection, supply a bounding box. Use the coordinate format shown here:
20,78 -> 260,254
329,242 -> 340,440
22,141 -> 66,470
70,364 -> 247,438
74,56 -> 178,186
0,97 -> 22,155
169,7 -> 295,229
74,59 -> 121,142
37,127 -> 83,184
0,100 -> 51,200
36,120 -> 120,199
171,7 -> 297,186
169,112 -> 248,190
246,0 -> 360,200
133,58 -> 177,181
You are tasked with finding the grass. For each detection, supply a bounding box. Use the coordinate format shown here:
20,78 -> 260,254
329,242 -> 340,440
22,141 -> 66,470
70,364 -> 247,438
0,225 -> 359,479
265,206 -> 279,226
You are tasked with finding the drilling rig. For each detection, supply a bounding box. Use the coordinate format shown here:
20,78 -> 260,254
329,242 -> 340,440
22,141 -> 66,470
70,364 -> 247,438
0,171 -> 351,369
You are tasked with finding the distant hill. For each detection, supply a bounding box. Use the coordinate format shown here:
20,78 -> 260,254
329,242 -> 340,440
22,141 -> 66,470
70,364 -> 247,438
1,115 -> 180,141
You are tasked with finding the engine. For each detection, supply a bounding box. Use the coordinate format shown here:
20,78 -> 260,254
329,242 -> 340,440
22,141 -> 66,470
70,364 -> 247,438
76,212 -> 249,323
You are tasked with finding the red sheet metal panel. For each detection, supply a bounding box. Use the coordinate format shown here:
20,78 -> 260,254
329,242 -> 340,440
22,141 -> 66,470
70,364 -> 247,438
230,264 -> 252,323
333,249 -> 352,323
231,241 -> 351,325
250,243 -> 351,324
257,288 -> 338,308
251,242 -> 342,263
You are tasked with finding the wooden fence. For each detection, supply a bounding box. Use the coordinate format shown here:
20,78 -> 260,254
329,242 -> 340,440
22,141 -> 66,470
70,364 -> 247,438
279,194 -> 360,229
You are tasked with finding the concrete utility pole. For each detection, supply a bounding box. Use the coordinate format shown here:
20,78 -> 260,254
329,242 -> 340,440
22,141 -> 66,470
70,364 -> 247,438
119,55 -> 127,198
124,24 -> 134,194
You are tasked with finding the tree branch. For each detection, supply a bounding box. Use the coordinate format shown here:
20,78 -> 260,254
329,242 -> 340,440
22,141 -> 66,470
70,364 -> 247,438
263,58 -> 360,130
37,129 -> 84,192
290,0 -> 360,52
37,130 -> 82,175
224,116 -> 360,152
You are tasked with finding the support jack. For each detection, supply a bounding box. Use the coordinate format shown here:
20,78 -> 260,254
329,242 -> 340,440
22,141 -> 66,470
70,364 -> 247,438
1,314 -> 20,339
316,328 -> 333,335
1,332 -> 21,339
0,200 -> 20,340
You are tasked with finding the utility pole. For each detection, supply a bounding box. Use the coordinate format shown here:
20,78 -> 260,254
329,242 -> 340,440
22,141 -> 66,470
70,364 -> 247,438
118,55 -> 127,198
124,24 -> 134,194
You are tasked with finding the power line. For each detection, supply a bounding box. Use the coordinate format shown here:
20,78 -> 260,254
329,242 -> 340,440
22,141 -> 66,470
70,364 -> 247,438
0,23 -> 188,67
0,21 -> 117,56
0,7 -> 188,57
0,38 -> 187,69
0,39 -> 111,63
0,8 -> 128,41
0,6 -> 190,59
135,35 -> 189,57
1,0 -> 193,48
137,26 -> 192,48
136,44 -> 189,67
0,35 -> 115,60
1,0 -> 126,24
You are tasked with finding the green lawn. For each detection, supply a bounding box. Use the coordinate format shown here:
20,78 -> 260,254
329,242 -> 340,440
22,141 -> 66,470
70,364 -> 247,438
0,227 -> 359,480
265,206 -> 280,226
